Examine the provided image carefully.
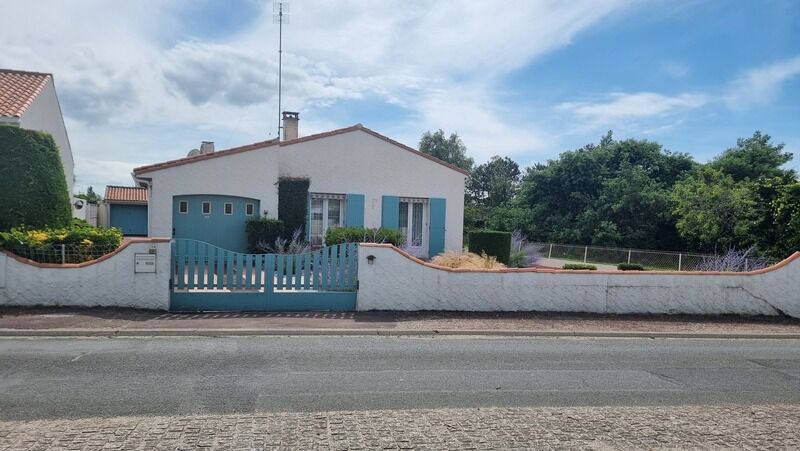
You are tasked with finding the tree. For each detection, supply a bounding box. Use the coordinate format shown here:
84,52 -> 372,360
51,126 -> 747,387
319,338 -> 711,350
419,129 -> 474,171
710,131 -> 793,181
75,186 -> 102,204
671,167 -> 758,252
466,156 -> 521,208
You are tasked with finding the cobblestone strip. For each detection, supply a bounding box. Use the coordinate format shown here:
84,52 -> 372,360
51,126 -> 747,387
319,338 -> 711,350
1,405 -> 798,450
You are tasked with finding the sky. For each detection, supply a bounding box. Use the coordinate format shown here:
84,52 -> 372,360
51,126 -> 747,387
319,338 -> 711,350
2,0 -> 799,192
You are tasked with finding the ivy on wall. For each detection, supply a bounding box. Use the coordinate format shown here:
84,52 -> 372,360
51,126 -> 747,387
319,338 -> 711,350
277,177 -> 310,236
0,126 -> 71,230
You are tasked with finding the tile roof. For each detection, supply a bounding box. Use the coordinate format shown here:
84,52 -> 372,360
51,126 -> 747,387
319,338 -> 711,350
0,69 -> 51,118
133,124 -> 470,176
104,186 -> 149,203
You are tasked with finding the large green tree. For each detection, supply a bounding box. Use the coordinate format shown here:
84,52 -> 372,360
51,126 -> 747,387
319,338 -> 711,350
466,156 -> 521,208
419,129 -> 474,171
710,131 -> 793,181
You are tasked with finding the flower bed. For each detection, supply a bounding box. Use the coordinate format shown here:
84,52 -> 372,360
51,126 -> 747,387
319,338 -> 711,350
0,219 -> 123,264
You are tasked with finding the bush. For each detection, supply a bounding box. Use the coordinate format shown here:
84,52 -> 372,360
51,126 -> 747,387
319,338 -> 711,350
277,178 -> 309,237
617,263 -> 645,271
245,218 -> 284,253
432,251 -> 506,269
0,219 -> 123,263
562,263 -> 597,270
325,226 -> 405,246
0,127 -> 71,230
468,230 -> 511,265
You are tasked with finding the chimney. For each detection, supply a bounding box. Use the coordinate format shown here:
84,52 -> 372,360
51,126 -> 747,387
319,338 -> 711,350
282,111 -> 299,141
199,141 -> 214,154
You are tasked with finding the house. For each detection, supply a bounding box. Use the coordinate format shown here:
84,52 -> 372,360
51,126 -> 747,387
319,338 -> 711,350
0,69 -> 76,207
103,186 -> 149,236
132,112 -> 467,257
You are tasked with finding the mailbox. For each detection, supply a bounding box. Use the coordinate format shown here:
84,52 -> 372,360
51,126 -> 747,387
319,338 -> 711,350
134,253 -> 156,273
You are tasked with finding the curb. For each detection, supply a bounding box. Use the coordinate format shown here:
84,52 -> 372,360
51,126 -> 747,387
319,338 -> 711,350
1,328 -> 800,339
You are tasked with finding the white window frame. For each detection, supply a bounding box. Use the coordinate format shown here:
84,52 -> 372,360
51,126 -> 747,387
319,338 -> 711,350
201,201 -> 211,215
398,197 -> 429,257
310,193 -> 346,246
223,202 -> 233,215
178,200 -> 189,214
245,202 -> 255,216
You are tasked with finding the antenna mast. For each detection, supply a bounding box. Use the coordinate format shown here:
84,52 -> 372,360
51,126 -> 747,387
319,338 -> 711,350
273,2 -> 290,139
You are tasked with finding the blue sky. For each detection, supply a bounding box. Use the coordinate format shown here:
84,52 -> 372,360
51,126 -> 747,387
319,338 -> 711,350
2,0 -> 798,191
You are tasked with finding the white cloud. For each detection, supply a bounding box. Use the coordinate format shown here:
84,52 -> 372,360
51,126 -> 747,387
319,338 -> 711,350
725,55 -> 800,109
556,92 -> 708,123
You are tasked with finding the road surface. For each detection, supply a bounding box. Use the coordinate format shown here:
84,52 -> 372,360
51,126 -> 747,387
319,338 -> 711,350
1,335 -> 799,421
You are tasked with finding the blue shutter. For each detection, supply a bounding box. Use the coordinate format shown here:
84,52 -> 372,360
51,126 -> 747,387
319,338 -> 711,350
429,198 -> 446,257
345,194 -> 365,227
381,196 -> 400,229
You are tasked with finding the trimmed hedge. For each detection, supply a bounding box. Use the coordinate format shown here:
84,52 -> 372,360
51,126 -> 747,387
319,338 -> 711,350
562,263 -> 597,270
277,178 -> 309,237
0,127 -> 71,230
617,263 -> 645,271
468,230 -> 511,265
245,218 -> 284,253
325,226 -> 405,246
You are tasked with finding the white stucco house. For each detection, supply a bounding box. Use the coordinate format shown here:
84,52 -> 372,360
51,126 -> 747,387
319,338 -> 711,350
0,68 -> 76,203
132,113 -> 467,257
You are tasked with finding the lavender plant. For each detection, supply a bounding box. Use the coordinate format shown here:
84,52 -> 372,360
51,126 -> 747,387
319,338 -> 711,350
508,230 -> 539,268
694,246 -> 771,272
256,228 -> 312,254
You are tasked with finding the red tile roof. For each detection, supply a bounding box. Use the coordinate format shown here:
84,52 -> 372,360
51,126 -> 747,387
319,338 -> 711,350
0,69 -> 51,118
104,186 -> 148,203
133,124 -> 469,176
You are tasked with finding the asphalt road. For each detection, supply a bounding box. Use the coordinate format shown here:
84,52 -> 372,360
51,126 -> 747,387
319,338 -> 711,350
1,336 -> 799,420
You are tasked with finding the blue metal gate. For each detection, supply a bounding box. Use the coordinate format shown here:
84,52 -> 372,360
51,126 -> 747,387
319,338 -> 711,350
169,239 -> 358,311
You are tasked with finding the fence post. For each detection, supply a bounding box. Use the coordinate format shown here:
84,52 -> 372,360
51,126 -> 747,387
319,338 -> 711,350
583,246 -> 588,263
61,244 -> 66,264
745,258 -> 749,272
627,249 -> 631,264
678,253 -> 682,271
548,243 -> 553,260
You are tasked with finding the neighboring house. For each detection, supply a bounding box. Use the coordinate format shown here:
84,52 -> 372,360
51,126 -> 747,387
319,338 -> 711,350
103,186 -> 148,236
133,112 -> 467,257
0,68 -> 76,203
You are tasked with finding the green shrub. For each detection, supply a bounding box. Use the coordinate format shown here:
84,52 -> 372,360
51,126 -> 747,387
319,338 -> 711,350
0,220 -> 123,263
0,127 -> 71,229
617,263 -> 645,271
277,178 -> 309,237
468,230 -> 511,265
245,218 -> 285,253
508,248 -> 527,268
325,226 -> 405,246
562,263 -> 597,270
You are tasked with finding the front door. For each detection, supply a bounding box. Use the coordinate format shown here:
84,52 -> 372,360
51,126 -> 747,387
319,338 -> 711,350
399,198 -> 427,257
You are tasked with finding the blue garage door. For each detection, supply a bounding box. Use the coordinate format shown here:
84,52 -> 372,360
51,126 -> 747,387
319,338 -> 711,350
109,203 -> 148,236
172,195 -> 260,252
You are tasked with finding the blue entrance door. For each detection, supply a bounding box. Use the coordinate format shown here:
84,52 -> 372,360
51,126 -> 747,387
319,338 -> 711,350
172,195 -> 259,253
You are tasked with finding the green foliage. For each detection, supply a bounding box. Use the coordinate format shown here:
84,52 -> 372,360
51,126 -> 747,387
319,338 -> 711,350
277,178 -> 309,237
74,186 -> 102,203
0,219 -> 123,263
0,126 -> 71,230
562,263 -> 597,270
324,226 -> 405,246
467,156 -> 520,208
245,218 -> 285,253
419,129 -> 474,171
710,131 -> 793,181
508,248 -> 527,268
617,263 -> 644,271
468,230 -> 511,265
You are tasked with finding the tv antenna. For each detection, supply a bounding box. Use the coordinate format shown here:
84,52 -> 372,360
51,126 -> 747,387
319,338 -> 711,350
273,2 -> 289,139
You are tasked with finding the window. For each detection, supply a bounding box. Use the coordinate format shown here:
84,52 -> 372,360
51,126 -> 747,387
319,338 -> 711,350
201,201 -> 211,215
245,203 -> 255,216
309,193 -> 345,245
178,200 -> 188,214
398,198 -> 427,253
224,202 -> 233,215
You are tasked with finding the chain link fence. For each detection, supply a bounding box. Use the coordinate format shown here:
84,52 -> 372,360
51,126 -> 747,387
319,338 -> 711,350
529,242 -> 775,271
2,244 -> 120,264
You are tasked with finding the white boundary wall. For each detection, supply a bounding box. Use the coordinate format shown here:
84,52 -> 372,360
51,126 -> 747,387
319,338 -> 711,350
0,239 -> 171,310
357,245 -> 800,318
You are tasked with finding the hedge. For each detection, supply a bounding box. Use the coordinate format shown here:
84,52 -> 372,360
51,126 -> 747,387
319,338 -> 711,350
245,218 -> 285,253
277,178 -> 309,237
468,230 -> 511,265
0,219 -> 123,263
617,263 -> 645,271
562,263 -> 597,270
0,127 -> 71,230
325,227 -> 405,246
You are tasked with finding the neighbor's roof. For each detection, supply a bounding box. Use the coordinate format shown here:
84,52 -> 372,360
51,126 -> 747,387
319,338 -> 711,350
0,69 -> 52,118
105,185 -> 149,203
132,124 -> 470,176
